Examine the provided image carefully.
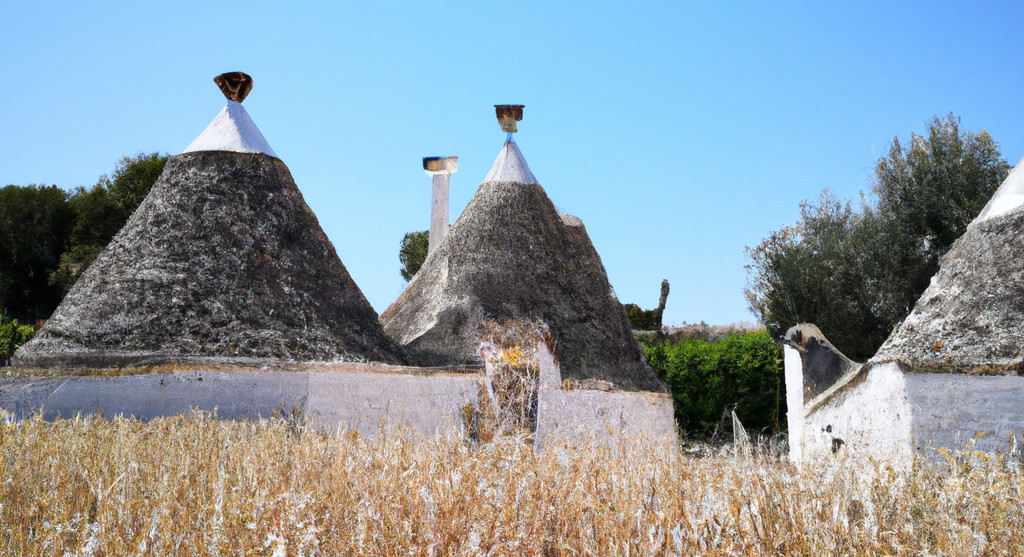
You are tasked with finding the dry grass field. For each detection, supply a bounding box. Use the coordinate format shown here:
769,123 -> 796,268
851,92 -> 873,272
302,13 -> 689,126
2,411 -> 1022,556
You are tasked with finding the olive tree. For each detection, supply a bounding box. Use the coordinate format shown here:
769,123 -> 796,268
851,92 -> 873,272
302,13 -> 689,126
745,114 -> 1009,360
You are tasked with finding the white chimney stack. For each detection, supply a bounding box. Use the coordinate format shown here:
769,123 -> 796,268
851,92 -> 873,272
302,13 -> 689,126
422,156 -> 458,254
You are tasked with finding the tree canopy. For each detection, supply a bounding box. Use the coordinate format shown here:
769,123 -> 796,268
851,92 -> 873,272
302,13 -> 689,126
0,185 -> 73,323
0,152 -> 167,323
399,230 -> 428,282
745,114 -> 1010,360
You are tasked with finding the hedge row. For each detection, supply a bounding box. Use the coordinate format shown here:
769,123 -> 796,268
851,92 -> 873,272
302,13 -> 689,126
641,330 -> 784,440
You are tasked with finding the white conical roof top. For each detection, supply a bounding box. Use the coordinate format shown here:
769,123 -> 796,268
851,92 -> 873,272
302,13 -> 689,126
183,101 -> 278,157
973,156 -> 1024,224
483,139 -> 537,184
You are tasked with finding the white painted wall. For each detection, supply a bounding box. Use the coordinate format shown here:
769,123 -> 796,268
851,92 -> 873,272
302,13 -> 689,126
802,363 -> 913,469
535,387 -> 677,453
792,357 -> 1024,468
429,173 -> 450,254
783,345 -> 805,462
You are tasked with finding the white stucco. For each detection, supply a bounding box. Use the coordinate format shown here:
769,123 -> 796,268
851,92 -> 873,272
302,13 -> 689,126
904,373 -> 1024,455
429,173 -> 450,254
183,101 -> 278,157
973,156 -> 1024,224
783,345 -> 805,462
800,362 -> 914,470
483,139 -> 537,185
535,388 -> 677,453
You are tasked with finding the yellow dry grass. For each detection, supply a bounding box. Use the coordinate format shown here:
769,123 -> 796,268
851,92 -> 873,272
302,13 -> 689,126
2,412 -> 1022,556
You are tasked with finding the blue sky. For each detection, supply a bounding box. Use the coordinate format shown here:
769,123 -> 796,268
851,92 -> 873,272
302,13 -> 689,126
3,2 -> 1023,327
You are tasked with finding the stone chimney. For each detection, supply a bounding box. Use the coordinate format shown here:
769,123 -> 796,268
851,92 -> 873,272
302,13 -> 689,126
495,104 -> 525,140
423,156 -> 458,254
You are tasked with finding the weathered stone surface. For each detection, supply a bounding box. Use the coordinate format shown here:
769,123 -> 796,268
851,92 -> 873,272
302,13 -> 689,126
872,206 -> 1024,374
905,373 -> 1024,454
0,361 -> 680,447
14,151 -> 405,368
214,71 -> 253,102
39,371 -> 309,422
380,178 -> 664,392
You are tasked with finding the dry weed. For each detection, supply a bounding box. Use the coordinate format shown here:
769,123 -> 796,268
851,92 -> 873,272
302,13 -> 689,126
2,411 -> 1023,555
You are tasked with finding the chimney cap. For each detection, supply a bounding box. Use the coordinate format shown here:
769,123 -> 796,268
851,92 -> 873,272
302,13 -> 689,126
423,156 -> 458,175
495,105 -> 525,133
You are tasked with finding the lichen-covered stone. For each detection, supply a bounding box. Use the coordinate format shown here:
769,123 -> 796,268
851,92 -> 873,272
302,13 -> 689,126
14,151 -> 405,368
380,180 -> 665,393
872,206 -> 1024,374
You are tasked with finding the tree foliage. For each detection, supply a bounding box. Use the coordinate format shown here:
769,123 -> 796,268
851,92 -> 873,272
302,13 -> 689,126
745,114 -> 1010,360
54,152 -> 168,295
0,185 -> 73,323
101,152 -> 168,219
399,230 -> 429,282
0,152 -> 167,323
623,303 -> 658,330
624,280 -> 670,331
0,314 -> 34,365
641,330 -> 783,439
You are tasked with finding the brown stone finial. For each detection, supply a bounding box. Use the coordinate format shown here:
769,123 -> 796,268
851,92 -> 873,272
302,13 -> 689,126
214,72 -> 253,103
423,156 -> 458,174
495,105 -> 524,133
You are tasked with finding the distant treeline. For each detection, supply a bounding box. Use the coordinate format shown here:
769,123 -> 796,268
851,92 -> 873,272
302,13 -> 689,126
0,153 -> 167,325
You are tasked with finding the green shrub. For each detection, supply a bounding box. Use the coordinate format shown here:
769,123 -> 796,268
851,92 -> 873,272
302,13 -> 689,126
399,230 -> 428,281
641,330 -> 783,440
623,303 -> 657,330
0,315 -> 34,365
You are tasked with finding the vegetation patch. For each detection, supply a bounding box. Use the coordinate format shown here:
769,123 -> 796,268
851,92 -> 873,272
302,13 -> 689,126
3,412 -> 1024,555
745,114 -> 1010,360
640,329 -> 783,440
478,319 -> 547,436
0,315 -> 34,366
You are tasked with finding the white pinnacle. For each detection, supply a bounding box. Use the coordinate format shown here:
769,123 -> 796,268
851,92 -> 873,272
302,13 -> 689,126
483,139 -> 537,185
183,101 -> 278,158
973,156 -> 1024,224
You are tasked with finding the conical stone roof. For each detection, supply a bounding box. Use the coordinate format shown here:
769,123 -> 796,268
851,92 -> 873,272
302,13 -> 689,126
871,157 -> 1024,374
14,82 -> 404,368
380,140 -> 665,392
